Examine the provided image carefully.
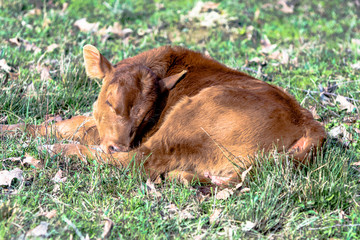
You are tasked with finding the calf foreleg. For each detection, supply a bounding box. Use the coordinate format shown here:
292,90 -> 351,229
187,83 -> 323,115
0,116 -> 99,145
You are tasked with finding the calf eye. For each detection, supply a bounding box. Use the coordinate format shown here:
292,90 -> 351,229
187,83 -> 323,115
105,100 -> 113,107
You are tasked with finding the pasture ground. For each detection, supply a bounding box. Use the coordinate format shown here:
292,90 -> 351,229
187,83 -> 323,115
1,0 -> 360,238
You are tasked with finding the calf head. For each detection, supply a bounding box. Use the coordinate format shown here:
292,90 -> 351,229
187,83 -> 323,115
83,45 -> 186,153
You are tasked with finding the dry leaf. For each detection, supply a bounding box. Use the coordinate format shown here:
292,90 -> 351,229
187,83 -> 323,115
8,37 -> 21,46
179,209 -> 195,220
0,115 -> 7,124
351,39 -> 360,45
277,0 -> 294,13
201,1 -> 220,11
193,234 -> 207,240
107,22 -> 133,38
209,208 -> 222,224
261,39 -> 277,54
4,154 -> 43,169
44,114 -> 63,123
352,161 -> 360,166
336,95 -> 356,113
165,204 -> 178,213
8,72 -> 19,80
241,220 -> 256,231
328,125 -> 352,146
0,59 -> 12,73
44,209 -> 57,219
26,222 -> 49,238
8,37 -> 41,54
216,188 -> 234,200
52,170 -> 67,183
25,8 -> 42,16
183,1 -> 230,28
145,179 -> 162,198
74,18 -> 99,33
254,8 -> 260,20
351,62 -> 360,70
46,43 -> 59,52
40,66 -> 51,82
42,15 -> 51,28
241,165 -> 252,182
62,3 -> 69,12
355,128 -> 360,135
0,59 -> 18,80
23,153 -> 43,168
249,57 -> 262,64
0,168 -> 23,188
101,218 -> 114,239
240,187 -> 250,193
309,106 -> 320,120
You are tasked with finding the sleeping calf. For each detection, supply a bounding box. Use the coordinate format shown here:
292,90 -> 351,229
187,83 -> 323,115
1,45 -> 326,185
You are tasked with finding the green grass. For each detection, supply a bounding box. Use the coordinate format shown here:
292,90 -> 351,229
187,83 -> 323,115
1,0 -> 360,238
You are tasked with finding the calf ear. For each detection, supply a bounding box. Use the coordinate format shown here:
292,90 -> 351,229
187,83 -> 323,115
159,70 -> 187,92
83,44 -> 113,79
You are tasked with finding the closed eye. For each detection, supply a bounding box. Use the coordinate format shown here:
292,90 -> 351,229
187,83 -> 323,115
105,100 -> 113,107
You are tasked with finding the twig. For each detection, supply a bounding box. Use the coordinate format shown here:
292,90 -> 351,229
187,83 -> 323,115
309,223 -> 360,230
294,87 -> 359,102
62,215 -> 85,240
239,67 -> 273,82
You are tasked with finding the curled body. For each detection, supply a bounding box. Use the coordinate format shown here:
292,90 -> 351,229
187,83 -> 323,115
1,45 -> 326,185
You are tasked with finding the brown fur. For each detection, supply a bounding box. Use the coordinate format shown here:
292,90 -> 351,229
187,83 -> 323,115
1,45 -> 326,185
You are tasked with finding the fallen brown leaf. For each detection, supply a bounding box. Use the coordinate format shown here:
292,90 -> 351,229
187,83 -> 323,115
8,37 -> 41,54
145,179 -> 162,198
101,218 -> 114,239
0,59 -> 19,81
42,14 -> 51,28
25,8 -> 42,16
3,154 -> 43,169
183,1 -> 230,28
26,222 -> 49,238
336,95 -> 356,113
209,208 -> 222,224
52,169 -> 67,183
309,106 -> 320,120
8,37 -> 21,46
44,209 -> 57,219
202,1 -> 220,12
277,0 -> 294,13
328,125 -> 352,146
242,220 -> 256,231
179,209 -> 195,220
39,65 -> 51,82
62,2 -> 69,12
165,204 -> 178,213
0,115 -> 7,124
44,114 -> 63,123
0,168 -> 23,187
23,153 -> 43,169
260,37 -> 277,54
351,62 -> 360,70
105,22 -> 133,38
74,18 -> 99,33
46,43 -> 59,52
0,59 -> 12,72
216,188 -> 233,200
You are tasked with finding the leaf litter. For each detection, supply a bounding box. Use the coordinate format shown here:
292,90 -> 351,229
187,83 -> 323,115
3,153 -> 43,169
0,168 -> 24,194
